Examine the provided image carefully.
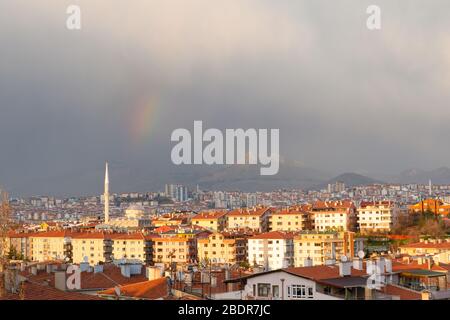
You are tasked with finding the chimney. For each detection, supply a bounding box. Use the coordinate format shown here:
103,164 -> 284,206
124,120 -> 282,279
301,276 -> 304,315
225,269 -> 231,281
426,257 -> 432,270
339,261 -> 352,277
54,271 -> 67,291
146,266 -> 162,280
79,262 -> 89,272
325,259 -> 336,266
366,260 -> 374,275
385,259 -> 392,273
353,258 -> 363,271
120,265 -> 131,278
94,265 -> 104,274
376,257 -> 385,274
211,275 -> 217,288
304,257 -> 313,267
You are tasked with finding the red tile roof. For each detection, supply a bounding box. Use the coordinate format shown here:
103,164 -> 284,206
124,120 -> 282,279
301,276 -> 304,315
192,211 -> 227,220
0,281 -> 103,300
381,284 -> 422,300
249,231 -> 295,240
20,263 -> 149,290
400,241 -> 450,249
98,277 -> 168,300
29,230 -> 72,238
227,207 -> 271,217
283,265 -> 366,281
109,233 -> 146,240
313,200 -> 355,210
71,232 -> 107,240
153,225 -> 176,233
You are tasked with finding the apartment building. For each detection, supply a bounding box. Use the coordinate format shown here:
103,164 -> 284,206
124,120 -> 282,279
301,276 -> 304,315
357,201 -> 398,234
191,211 -> 228,232
269,207 -> 311,232
110,233 -> 152,264
248,231 -> 294,271
29,231 -> 69,262
310,200 -> 356,232
5,231 -> 33,260
71,232 -> 112,265
151,236 -> 197,266
399,239 -> 450,263
408,198 -> 450,216
227,207 -> 272,232
197,232 -> 247,265
293,231 -> 360,267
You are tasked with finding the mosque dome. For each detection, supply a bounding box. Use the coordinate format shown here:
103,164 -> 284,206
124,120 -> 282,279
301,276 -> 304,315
125,204 -> 145,219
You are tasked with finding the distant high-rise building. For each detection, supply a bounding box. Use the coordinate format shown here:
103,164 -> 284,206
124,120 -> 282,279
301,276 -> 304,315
175,185 -> 188,202
328,181 -> 345,193
165,184 -> 188,202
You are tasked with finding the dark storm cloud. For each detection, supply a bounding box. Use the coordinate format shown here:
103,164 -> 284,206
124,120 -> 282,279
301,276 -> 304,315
0,0 -> 449,196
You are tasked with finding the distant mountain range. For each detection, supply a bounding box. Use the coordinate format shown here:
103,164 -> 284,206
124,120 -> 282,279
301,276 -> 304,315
387,167 -> 450,185
7,161 -> 450,197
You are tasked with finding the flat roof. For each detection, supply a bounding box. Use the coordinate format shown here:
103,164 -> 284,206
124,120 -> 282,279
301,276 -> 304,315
316,276 -> 369,288
400,269 -> 446,278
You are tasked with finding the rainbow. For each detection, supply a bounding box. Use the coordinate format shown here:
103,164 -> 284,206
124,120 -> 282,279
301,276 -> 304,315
128,97 -> 158,146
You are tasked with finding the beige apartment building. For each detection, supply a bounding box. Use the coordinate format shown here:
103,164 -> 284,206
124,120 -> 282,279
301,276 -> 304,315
269,207 -> 311,232
191,211 -> 228,232
399,238 -> 450,263
357,201 -> 398,234
293,231 -> 360,267
110,233 -> 152,263
197,232 -> 247,265
309,200 -> 356,232
152,236 -> 197,265
227,207 -> 272,232
71,232 -> 112,265
29,231 -> 69,262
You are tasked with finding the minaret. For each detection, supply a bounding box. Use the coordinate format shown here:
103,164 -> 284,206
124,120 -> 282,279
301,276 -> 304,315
429,179 -> 432,197
104,162 -> 110,224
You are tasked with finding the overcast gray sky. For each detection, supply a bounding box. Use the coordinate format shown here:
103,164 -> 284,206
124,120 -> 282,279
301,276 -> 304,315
1,0 -> 450,196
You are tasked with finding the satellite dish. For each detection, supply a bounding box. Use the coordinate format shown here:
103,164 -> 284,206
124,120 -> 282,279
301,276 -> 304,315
357,250 -> 365,259
340,255 -> 348,262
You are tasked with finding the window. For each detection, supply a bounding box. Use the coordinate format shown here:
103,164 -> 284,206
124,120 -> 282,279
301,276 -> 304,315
257,283 -> 271,297
288,285 -> 314,299
272,285 -> 280,298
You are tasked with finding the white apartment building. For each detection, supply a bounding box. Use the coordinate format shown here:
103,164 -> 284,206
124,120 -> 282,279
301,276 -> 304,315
247,231 -> 294,271
357,201 -> 398,234
314,211 -> 351,232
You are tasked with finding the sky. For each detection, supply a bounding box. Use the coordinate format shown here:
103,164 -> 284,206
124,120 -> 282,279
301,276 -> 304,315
0,0 -> 450,196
